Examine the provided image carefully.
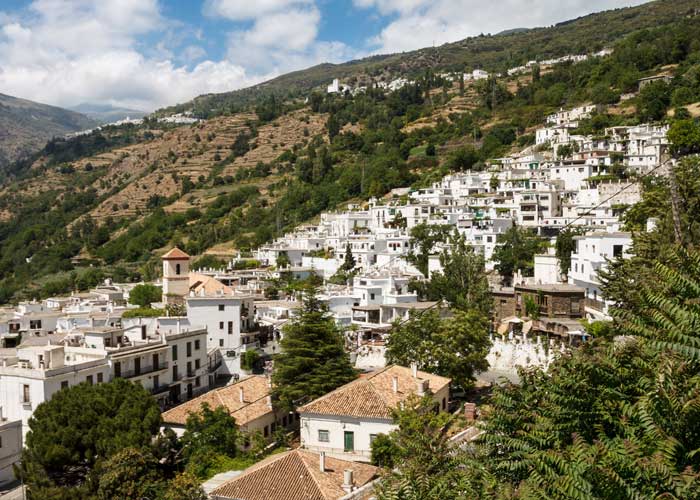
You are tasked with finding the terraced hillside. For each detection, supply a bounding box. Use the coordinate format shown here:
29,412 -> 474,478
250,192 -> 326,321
0,0 -> 699,303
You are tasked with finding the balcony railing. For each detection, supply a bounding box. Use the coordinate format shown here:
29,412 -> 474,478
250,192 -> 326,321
150,384 -> 170,396
118,361 -> 169,379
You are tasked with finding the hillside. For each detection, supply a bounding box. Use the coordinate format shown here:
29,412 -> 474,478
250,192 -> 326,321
0,93 -> 96,168
161,0 -> 697,118
0,0 -> 699,303
70,103 -> 147,124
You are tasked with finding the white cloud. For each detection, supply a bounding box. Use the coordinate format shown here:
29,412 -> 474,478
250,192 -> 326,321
203,0 -> 314,21
217,2 -> 358,74
355,0 -> 650,54
0,0 -> 271,111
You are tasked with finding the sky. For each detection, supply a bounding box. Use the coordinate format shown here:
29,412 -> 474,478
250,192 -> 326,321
0,0 -> 649,112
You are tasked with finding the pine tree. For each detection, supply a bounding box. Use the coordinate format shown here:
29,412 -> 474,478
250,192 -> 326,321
341,242 -> 356,272
272,290 -> 356,411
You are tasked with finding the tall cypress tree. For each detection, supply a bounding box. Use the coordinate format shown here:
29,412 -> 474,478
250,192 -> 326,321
341,242 -> 356,272
272,290 -> 357,411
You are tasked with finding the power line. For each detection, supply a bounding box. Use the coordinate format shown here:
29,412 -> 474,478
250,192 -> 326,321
559,157 -> 673,232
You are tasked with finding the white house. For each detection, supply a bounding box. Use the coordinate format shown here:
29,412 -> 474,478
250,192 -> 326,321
0,344 -> 109,437
568,231 -> 632,319
0,419 -> 21,485
298,364 -> 450,462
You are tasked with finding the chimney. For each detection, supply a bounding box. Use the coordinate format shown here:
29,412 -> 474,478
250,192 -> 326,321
392,376 -> 398,393
239,387 -> 245,403
342,469 -> 354,493
464,402 -> 477,422
319,452 -> 326,472
417,379 -> 429,396
410,362 -> 418,378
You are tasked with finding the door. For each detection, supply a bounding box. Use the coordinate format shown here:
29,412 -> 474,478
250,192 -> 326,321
134,358 -> 141,376
344,431 -> 354,452
152,353 -> 159,371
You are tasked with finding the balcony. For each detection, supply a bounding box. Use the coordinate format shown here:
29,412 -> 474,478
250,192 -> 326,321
118,361 -> 169,379
150,384 -> 170,396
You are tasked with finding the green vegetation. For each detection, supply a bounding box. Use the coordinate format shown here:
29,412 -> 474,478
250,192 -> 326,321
2,7 -> 700,304
21,379 -> 161,499
271,291 -> 356,411
128,283 -> 162,307
156,0 -> 698,115
492,225 -> 548,283
386,308 -> 491,391
414,232 -> 493,316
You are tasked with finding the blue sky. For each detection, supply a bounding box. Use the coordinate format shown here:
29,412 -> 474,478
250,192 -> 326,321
0,0 -> 648,111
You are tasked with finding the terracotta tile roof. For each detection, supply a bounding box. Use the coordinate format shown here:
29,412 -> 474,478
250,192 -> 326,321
210,449 -> 378,500
188,272 -> 233,295
162,375 -> 273,427
298,365 -> 451,420
162,247 -> 190,260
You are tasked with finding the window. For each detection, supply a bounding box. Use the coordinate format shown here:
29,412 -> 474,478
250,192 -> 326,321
194,340 -> 200,350
318,430 -> 329,442
0,436 -> 2,448
114,361 -> 121,378
172,345 -> 178,361
22,384 -> 30,404
370,293 -> 375,300
29,320 -> 42,329
228,321 -> 233,335
369,434 -> 378,445
218,304 -> 225,311
175,263 -> 181,275
195,376 -> 201,387
153,375 -> 159,389
264,425 -> 269,438
195,359 -> 200,370
97,373 -> 103,383
172,365 -> 179,380
86,375 -> 93,385
61,381 -> 69,390
442,397 -> 446,410
613,244 -> 623,258
187,342 -> 192,357
219,321 -> 224,330
219,339 -> 224,347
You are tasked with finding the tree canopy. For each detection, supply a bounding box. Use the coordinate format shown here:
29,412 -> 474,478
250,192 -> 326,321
272,291 -> 357,411
492,225 -> 547,283
128,283 -> 162,307
22,378 -> 161,497
386,308 -> 491,391
424,233 -> 492,316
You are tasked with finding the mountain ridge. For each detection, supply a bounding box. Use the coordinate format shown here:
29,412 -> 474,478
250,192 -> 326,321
160,0 -> 691,118
0,93 -> 96,168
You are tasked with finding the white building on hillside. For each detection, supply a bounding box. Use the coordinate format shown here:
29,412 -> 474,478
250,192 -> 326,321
298,365 -> 450,462
568,231 -> 632,319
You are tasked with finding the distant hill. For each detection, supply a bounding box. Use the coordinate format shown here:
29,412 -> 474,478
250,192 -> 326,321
70,103 -> 147,125
0,93 -> 96,168
0,0 -> 698,303
161,0 -> 693,118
